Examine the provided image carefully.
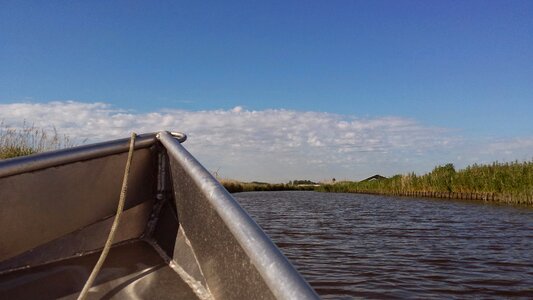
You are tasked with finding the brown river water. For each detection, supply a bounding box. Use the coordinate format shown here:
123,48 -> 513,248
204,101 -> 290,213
234,191 -> 533,299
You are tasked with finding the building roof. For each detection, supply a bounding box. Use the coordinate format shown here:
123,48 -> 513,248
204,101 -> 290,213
360,174 -> 387,182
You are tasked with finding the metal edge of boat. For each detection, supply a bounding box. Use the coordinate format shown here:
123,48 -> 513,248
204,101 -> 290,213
0,131 -> 319,300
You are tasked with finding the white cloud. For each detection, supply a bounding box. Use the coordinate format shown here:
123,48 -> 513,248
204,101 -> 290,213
469,137 -> 533,163
1,101 -> 531,182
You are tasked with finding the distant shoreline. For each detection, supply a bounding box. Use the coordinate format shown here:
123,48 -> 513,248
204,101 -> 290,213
221,160 -> 533,206
317,161 -> 532,206
219,179 -> 315,193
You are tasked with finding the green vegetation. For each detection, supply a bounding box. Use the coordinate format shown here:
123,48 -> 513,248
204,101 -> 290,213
220,179 -> 315,193
289,179 -> 318,185
220,161 -> 533,205
318,162 -> 533,205
0,122 -> 73,159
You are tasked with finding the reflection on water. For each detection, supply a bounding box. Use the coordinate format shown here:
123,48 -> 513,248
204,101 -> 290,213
235,191 -> 533,299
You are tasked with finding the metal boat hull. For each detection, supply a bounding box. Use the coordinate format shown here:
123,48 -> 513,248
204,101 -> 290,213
0,132 -> 318,299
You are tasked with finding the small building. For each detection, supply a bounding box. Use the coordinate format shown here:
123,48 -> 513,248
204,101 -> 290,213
360,174 -> 387,182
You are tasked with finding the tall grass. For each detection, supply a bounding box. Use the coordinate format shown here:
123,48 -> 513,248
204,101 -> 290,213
219,179 -> 314,193
318,161 -> 533,205
0,122 -> 74,159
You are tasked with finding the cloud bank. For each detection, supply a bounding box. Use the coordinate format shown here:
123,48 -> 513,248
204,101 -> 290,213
1,101 -> 531,181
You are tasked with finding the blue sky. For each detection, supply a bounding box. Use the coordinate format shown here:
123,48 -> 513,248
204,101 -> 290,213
1,1 -> 532,181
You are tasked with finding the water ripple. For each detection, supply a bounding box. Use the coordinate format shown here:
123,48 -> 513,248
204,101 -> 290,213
235,191 -> 533,299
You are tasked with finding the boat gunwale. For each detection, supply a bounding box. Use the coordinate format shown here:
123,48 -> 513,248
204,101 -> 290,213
0,133 -> 159,179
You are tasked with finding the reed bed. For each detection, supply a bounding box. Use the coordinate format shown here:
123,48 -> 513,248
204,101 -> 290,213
0,122 -> 74,159
318,162 -> 533,205
219,179 -> 314,193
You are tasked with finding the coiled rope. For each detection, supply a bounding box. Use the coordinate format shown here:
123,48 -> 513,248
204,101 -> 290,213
77,132 -> 137,300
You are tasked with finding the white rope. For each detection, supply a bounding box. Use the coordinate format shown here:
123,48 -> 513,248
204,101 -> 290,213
77,132 -> 137,300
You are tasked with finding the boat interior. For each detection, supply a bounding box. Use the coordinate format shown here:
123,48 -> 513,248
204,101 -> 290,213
0,132 -> 318,300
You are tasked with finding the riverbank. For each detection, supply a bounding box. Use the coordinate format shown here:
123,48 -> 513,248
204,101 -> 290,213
219,179 -> 315,193
317,162 -> 533,205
